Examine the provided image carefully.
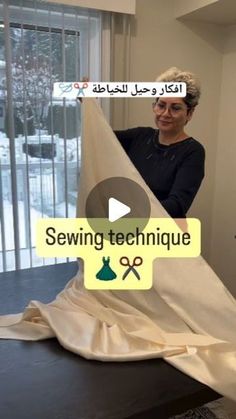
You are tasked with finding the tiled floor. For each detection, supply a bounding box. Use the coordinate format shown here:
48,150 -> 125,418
169,398 -> 236,418
203,398 -> 236,418
223,398 -> 236,419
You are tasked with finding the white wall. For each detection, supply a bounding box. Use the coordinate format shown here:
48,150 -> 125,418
210,25 -> 236,295
46,0 -> 136,14
174,0 -> 219,18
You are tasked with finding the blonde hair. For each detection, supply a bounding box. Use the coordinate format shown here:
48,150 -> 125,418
156,67 -> 201,108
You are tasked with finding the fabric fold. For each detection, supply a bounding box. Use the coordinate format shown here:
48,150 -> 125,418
0,98 -> 236,401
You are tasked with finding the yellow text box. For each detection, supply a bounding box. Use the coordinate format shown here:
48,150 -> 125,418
36,218 -> 200,290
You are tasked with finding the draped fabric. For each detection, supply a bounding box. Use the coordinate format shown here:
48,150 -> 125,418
0,99 -> 236,401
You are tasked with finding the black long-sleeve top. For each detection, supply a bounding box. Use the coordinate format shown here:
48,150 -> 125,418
115,127 -> 205,218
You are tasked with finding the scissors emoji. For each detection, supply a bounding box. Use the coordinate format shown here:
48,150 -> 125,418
74,82 -> 88,96
120,256 -> 143,280
59,82 -> 73,95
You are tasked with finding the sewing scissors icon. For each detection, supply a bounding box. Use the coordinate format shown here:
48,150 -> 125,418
74,82 -> 88,96
120,256 -> 143,280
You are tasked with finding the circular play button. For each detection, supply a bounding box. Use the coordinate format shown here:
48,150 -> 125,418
85,177 -> 151,239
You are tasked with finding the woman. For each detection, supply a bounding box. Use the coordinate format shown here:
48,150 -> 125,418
115,67 -> 205,218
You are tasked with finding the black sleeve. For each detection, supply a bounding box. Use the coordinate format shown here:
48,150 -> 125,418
114,128 -> 143,153
160,145 -> 205,218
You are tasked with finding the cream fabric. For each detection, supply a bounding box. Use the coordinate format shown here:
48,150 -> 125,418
0,99 -> 236,400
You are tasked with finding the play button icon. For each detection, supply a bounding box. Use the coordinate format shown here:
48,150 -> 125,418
108,198 -> 131,222
85,176 -> 151,239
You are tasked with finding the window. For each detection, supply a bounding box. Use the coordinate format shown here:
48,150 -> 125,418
0,0 -> 101,271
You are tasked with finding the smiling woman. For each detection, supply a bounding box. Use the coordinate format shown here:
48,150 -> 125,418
152,98 -> 193,140
115,67 -> 205,218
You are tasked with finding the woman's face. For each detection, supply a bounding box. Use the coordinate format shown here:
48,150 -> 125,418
153,97 -> 194,134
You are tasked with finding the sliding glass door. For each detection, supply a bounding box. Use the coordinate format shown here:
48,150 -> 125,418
0,0 -> 101,271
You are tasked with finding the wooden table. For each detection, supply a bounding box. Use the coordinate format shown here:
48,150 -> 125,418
0,262 -> 220,419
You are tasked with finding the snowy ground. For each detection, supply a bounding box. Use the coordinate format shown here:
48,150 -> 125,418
0,133 -> 80,272
0,199 -> 76,272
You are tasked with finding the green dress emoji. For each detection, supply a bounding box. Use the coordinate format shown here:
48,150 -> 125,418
96,257 -> 117,281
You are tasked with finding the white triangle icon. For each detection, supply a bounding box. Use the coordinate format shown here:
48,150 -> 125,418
108,197 -> 131,222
